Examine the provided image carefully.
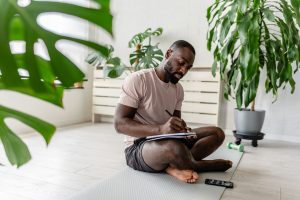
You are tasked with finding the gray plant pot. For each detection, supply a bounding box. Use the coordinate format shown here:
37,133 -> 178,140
234,109 -> 266,136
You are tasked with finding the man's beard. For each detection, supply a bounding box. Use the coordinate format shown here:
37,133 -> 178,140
164,61 -> 183,84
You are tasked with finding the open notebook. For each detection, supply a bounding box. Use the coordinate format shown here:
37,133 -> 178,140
145,132 -> 197,141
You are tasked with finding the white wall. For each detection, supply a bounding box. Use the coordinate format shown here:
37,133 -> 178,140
97,0 -> 300,142
94,0 -> 214,67
8,0 -> 299,141
2,0 -> 96,134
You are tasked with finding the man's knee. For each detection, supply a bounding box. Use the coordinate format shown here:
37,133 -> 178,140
214,127 -> 225,145
162,140 -> 188,161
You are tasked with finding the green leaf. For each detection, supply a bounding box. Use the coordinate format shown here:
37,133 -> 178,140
85,52 -> 106,66
130,45 -> 163,70
220,17 -> 231,44
228,3 -> 238,22
265,79 -> 271,93
280,63 -> 293,83
291,0 -> 300,26
9,16 -> 25,41
107,57 -> 121,66
104,65 -> 125,78
264,8 -> 275,22
239,47 -> 250,71
207,4 -> 214,22
207,0 -> 223,22
237,15 -> 250,44
207,28 -> 216,51
289,77 -> 296,93
212,61 -> 218,77
231,67 -> 239,89
0,0 -> 113,167
249,73 -> 260,105
128,27 -> 163,48
0,105 -> 55,167
236,82 -> 243,109
223,84 -> 230,100
244,81 -> 251,107
151,27 -> 163,36
238,0 -> 248,13
247,51 -> 259,80
253,0 -> 261,10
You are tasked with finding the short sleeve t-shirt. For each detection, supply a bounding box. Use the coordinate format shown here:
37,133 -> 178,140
118,68 -> 184,146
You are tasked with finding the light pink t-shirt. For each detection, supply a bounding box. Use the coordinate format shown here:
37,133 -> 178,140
118,68 -> 184,146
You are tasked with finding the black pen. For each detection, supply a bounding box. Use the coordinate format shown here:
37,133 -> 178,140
164,109 -> 196,137
165,109 -> 194,134
165,109 -> 173,116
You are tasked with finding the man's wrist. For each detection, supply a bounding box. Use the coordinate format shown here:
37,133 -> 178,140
156,125 -> 162,135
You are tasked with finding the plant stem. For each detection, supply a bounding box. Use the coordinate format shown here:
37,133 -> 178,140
134,44 -> 141,68
250,100 -> 255,111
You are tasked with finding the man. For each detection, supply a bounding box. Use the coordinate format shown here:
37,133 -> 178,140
114,40 -> 232,183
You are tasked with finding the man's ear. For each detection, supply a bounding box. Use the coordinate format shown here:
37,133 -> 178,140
165,49 -> 173,59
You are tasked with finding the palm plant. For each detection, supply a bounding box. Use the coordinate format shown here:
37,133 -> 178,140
207,0 -> 300,111
0,0 -> 113,167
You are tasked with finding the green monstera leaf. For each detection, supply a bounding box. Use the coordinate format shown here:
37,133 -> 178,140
128,27 -> 163,48
0,105 -> 55,167
129,45 -> 163,71
128,27 -> 164,71
0,0 -> 113,167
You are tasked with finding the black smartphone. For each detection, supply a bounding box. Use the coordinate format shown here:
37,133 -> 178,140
205,178 -> 234,188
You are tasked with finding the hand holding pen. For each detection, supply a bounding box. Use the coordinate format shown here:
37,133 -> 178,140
163,109 -> 196,138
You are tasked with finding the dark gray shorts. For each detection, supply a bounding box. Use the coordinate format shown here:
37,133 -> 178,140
125,137 -> 196,173
125,138 -> 162,173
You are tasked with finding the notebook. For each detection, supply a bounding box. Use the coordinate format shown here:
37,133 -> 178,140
145,132 -> 197,141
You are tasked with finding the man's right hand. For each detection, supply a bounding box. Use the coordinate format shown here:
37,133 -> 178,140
159,117 -> 187,134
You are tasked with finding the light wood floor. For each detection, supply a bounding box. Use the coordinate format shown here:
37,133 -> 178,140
0,123 -> 299,200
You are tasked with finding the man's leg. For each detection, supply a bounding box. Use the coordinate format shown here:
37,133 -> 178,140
141,127 -> 232,182
142,139 -> 200,183
186,126 -> 232,172
188,126 -> 225,160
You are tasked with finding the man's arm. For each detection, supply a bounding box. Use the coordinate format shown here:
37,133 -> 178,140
114,104 -> 187,137
173,110 -> 191,132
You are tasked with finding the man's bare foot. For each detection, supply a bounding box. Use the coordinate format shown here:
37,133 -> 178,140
199,159 -> 233,172
166,166 -> 199,183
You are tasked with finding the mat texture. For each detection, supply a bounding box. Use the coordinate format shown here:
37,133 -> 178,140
69,147 -> 243,200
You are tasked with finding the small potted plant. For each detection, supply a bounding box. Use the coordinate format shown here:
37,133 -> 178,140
86,27 -> 164,77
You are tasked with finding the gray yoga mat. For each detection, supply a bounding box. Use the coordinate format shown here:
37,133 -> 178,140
69,147 -> 243,200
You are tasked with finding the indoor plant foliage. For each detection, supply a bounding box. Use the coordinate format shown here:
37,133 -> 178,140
128,27 -> 164,71
207,0 -> 300,111
86,45 -> 126,78
0,0 -> 112,167
86,27 -> 164,78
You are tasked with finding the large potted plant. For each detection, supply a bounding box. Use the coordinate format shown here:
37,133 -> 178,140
207,0 -> 300,145
86,27 -> 164,78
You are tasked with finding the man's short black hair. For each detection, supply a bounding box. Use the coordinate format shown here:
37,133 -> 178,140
170,40 -> 196,55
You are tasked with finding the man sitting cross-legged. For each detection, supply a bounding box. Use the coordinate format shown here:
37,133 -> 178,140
114,40 -> 232,183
